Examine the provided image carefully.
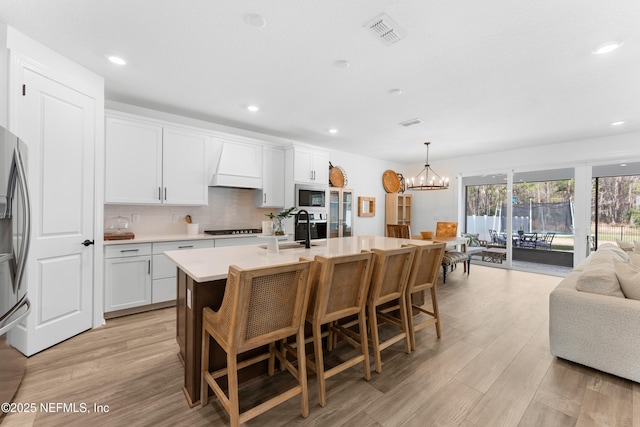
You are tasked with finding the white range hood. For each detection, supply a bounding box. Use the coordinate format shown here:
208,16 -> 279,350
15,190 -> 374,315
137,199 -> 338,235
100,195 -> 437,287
209,137 -> 263,189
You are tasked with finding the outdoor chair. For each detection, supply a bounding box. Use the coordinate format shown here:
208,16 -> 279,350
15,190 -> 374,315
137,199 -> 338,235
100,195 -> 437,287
536,232 -> 555,250
520,232 -> 538,249
489,229 -> 506,247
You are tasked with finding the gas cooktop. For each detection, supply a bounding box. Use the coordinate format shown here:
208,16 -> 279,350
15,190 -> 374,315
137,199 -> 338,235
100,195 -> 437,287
204,228 -> 262,236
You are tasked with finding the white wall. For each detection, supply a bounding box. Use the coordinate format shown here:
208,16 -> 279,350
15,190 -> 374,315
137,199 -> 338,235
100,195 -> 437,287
328,150 -> 405,236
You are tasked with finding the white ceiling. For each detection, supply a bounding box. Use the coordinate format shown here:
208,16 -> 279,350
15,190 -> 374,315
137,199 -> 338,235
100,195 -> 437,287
1,0 -> 639,163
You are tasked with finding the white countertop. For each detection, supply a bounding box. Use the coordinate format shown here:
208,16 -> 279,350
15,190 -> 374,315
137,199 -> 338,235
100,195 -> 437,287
103,233 -> 262,245
164,235 -> 439,282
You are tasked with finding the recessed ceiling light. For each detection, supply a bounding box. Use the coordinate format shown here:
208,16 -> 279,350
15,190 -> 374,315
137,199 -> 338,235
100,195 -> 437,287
247,105 -> 260,112
245,14 -> 267,28
621,163 -> 628,167
106,55 -> 126,65
389,88 -> 403,96
592,42 -> 624,55
334,60 -> 350,69
328,129 -> 338,134
611,121 -> 626,126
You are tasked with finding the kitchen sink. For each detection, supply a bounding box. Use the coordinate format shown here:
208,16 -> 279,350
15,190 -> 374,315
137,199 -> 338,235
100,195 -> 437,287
258,241 -> 324,250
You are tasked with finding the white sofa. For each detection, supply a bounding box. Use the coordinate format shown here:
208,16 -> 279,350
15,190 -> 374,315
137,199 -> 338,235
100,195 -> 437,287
549,243 -> 640,382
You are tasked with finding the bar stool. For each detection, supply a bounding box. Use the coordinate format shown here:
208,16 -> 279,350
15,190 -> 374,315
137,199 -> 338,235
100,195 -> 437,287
201,260 -> 312,427
403,243 -> 446,349
298,252 -> 374,407
366,246 -> 416,373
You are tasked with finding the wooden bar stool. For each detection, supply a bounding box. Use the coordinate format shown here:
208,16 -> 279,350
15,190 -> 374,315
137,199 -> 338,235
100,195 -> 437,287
366,246 -> 416,373
403,243 -> 446,349
201,261 -> 312,427
298,252 -> 374,407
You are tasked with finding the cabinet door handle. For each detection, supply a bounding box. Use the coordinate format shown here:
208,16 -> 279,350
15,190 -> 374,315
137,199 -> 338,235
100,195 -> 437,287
148,260 -> 151,275
164,187 -> 167,200
263,194 -> 266,203
158,187 -> 161,200
178,245 -> 194,249
120,249 -> 140,253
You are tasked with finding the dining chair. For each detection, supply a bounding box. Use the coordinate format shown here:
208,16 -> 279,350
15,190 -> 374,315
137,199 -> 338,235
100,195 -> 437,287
298,252 -> 374,407
403,243 -> 446,349
201,260 -> 312,427
435,221 -> 458,238
366,246 -> 416,373
386,224 -> 411,238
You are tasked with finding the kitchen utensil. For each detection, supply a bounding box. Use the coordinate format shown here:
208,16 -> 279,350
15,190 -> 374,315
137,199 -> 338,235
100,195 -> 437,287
185,215 -> 192,224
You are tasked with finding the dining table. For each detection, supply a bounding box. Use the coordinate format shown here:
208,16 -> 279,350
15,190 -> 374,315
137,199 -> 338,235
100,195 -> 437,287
164,235 -> 439,406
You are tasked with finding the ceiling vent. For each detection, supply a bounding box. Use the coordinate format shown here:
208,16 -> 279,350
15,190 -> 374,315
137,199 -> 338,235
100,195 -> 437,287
399,118 -> 423,127
364,14 -> 406,46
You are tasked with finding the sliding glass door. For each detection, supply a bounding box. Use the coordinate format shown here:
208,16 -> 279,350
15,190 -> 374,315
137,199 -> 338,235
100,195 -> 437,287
463,168 -> 575,274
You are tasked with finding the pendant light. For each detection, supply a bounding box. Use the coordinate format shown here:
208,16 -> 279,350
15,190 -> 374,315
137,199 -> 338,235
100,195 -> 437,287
407,142 -> 449,191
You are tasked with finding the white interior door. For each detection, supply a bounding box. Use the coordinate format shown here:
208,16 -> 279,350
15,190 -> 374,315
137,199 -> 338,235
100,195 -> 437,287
11,66 -> 95,355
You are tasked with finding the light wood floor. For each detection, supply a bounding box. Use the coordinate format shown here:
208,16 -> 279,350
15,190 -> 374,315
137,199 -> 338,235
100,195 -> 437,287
4,265 -> 640,427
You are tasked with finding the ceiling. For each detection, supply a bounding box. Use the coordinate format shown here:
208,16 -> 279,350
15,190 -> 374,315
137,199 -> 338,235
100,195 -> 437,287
1,0 -> 639,163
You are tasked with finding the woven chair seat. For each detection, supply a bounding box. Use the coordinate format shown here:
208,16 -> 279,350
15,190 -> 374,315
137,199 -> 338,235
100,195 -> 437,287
441,251 -> 469,266
441,251 -> 470,283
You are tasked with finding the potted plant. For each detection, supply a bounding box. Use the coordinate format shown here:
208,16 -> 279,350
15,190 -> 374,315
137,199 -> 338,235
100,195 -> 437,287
265,207 -> 297,235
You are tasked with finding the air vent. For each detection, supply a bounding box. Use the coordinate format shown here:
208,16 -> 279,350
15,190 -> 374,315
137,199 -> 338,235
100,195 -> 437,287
399,118 -> 423,127
364,14 -> 406,46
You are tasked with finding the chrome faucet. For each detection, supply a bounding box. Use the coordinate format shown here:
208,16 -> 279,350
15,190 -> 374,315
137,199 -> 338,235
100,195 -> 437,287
295,209 -> 311,248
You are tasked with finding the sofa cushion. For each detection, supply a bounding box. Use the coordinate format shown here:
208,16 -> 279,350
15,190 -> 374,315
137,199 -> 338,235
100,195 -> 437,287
617,240 -> 634,252
461,233 -> 481,247
575,269 -> 625,298
614,259 -> 640,300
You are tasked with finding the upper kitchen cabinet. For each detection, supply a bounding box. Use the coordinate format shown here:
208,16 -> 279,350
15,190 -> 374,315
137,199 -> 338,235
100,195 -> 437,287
162,127 -> 208,205
255,146 -> 285,208
209,137 -> 262,189
105,113 -> 208,205
288,146 -> 330,184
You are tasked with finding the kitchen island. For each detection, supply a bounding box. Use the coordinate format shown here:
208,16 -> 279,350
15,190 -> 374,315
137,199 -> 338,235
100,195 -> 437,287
165,235 -> 435,406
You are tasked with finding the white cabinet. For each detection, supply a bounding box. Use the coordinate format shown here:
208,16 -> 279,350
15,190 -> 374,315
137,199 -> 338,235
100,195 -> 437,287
329,188 -> 354,238
105,114 -> 208,205
104,243 -> 152,312
162,127 -> 209,205
255,146 -> 285,208
152,240 -> 213,303
289,146 -> 329,184
105,116 -> 163,204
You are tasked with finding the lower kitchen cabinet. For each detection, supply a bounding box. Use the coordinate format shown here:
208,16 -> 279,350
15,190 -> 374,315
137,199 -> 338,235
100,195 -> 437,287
104,243 -> 152,312
152,240 -> 213,303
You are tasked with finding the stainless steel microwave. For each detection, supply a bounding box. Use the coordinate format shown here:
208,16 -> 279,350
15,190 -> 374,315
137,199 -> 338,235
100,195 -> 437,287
295,184 -> 328,211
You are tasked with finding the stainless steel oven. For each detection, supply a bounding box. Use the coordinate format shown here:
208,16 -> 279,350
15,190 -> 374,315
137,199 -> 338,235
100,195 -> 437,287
294,212 -> 327,242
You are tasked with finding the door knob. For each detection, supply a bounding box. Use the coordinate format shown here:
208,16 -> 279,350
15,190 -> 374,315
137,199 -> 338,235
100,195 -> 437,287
81,239 -> 95,246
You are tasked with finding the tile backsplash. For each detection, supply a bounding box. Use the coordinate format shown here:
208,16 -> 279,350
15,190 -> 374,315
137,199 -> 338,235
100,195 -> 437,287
104,187 -> 285,235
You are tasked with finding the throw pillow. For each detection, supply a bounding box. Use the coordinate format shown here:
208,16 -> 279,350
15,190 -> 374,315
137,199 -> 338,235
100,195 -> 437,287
575,269 -> 625,298
616,240 -> 634,252
614,259 -> 640,300
461,233 -> 481,247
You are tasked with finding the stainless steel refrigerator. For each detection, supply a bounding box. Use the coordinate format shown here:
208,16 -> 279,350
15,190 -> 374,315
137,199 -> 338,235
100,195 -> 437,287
0,126 -> 31,411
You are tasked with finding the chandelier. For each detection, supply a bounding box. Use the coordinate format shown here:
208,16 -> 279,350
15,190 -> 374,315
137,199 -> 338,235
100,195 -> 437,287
407,142 -> 449,191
